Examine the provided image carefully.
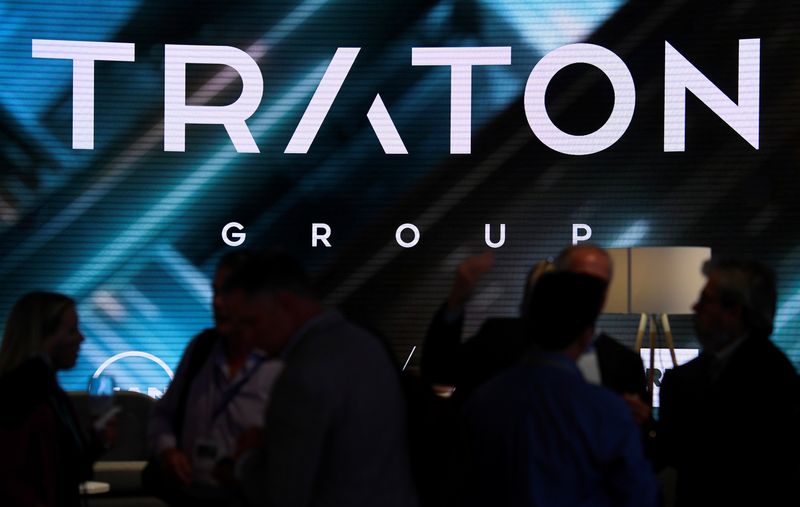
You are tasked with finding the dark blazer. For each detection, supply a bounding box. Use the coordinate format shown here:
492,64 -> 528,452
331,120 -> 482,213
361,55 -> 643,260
659,336 -> 800,507
421,305 -> 647,403
240,310 -> 418,507
0,357 -> 96,507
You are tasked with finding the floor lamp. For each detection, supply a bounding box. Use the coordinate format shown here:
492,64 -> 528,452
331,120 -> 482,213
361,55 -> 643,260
605,247 -> 711,402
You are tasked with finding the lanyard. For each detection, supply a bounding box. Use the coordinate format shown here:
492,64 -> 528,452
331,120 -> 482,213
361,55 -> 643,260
211,355 -> 266,423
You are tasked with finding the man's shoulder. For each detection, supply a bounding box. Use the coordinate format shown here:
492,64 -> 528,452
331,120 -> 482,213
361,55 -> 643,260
467,364 -> 631,424
465,365 -> 530,413
746,338 -> 796,369
471,361 -> 609,401
275,313 -> 402,408
0,358 -> 58,424
189,327 -> 222,348
730,337 -> 798,383
176,328 -> 221,368
595,333 -> 640,361
288,312 -> 393,368
298,312 -> 373,346
473,317 -> 525,346
479,317 -> 523,333
159,328 -> 220,396
662,354 -> 706,388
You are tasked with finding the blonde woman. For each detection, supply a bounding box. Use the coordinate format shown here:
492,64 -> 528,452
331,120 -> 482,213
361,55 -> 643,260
0,292 -> 101,507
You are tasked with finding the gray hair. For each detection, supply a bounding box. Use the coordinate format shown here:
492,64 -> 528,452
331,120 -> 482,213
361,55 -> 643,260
703,259 -> 777,337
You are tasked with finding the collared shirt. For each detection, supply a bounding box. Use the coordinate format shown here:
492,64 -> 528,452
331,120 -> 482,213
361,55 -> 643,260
577,335 -> 603,385
464,351 -> 658,507
149,333 -> 284,468
706,334 -> 747,383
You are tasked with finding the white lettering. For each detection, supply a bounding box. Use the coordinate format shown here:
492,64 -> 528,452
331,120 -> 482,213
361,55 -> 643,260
32,39 -> 135,150
222,222 -> 246,246
395,223 -> 420,248
285,48 -> 360,153
33,42 -> 761,156
525,44 -> 635,155
572,223 -> 592,245
312,223 -> 332,247
164,45 -> 263,152
664,39 -> 759,151
412,47 -> 512,154
485,223 -> 506,248
367,94 -> 407,154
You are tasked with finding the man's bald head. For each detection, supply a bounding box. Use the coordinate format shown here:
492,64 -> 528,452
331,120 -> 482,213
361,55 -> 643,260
554,244 -> 612,283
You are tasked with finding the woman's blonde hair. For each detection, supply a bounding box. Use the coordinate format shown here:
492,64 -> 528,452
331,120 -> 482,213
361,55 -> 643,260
0,291 -> 75,376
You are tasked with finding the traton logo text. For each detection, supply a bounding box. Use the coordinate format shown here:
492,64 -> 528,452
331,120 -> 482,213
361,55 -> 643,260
32,39 -> 760,155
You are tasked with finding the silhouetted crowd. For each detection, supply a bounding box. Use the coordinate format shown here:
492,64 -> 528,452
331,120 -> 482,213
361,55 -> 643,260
1,245 -> 798,507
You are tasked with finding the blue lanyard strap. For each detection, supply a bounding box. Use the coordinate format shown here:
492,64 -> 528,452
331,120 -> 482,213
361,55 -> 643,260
211,356 -> 267,422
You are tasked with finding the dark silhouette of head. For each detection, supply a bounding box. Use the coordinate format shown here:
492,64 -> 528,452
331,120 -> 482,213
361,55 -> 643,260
213,250 -> 253,336
694,259 -> 776,350
520,259 -> 556,314
223,250 -> 319,356
523,271 -> 607,353
554,244 -> 613,283
0,291 -> 83,374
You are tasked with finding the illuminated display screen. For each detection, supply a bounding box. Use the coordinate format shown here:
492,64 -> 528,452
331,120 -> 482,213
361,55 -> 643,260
1,0 -> 798,394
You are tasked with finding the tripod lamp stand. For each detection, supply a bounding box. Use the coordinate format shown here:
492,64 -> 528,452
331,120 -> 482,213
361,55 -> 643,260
605,247 -> 711,401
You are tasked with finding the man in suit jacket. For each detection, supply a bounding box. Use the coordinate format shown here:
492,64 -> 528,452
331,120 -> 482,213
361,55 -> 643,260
227,251 -> 418,507
658,259 -> 800,507
422,245 -> 649,423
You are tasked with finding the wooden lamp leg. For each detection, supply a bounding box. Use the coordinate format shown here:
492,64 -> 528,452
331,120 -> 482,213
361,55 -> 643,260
635,313 -> 648,352
661,313 -> 677,367
647,314 -> 657,398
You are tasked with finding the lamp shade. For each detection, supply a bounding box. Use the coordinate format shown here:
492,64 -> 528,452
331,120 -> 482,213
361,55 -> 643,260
604,247 -> 711,314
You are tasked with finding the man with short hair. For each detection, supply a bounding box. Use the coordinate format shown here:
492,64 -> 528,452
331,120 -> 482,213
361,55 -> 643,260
554,245 -> 651,423
228,251 -> 417,507
146,251 -> 284,505
462,272 -> 658,507
658,259 -> 800,507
